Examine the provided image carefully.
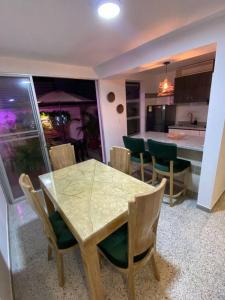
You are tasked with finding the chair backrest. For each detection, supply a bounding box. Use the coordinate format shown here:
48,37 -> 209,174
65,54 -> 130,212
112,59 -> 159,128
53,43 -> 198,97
128,178 -> 166,264
110,146 -> 131,174
147,139 -> 177,161
123,136 -> 145,154
19,174 -> 57,246
49,143 -> 76,170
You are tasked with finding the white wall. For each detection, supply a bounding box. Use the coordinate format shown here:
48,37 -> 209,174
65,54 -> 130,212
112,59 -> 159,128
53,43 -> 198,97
97,79 -> 127,163
212,123 -> 225,206
0,56 -> 97,79
0,184 -> 13,300
198,40 -> 225,209
176,104 -> 208,123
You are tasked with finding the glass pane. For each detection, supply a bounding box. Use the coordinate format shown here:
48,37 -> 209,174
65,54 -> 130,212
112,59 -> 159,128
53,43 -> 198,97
0,77 -> 36,134
126,82 -> 140,100
0,137 -> 46,199
127,118 -> 140,135
127,102 -> 140,118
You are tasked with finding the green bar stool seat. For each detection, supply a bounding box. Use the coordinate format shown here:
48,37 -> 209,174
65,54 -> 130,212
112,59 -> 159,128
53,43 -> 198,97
123,136 -> 151,182
155,158 -> 190,173
147,139 -> 190,207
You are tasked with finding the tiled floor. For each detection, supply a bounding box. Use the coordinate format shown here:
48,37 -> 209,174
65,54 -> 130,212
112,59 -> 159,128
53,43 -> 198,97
9,194 -> 225,300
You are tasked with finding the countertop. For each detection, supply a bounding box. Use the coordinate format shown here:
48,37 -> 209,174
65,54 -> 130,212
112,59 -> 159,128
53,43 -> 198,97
169,125 -> 206,131
132,131 -> 204,152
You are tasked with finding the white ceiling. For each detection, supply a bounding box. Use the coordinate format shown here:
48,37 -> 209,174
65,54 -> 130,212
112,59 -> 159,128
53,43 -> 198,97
129,44 -> 216,75
0,0 -> 225,67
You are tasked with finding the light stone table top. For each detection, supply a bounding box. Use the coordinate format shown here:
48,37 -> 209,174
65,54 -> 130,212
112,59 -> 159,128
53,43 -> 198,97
39,159 -> 155,244
133,131 -> 204,152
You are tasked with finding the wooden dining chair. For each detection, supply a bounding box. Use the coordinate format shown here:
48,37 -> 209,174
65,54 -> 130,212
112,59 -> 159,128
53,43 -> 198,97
98,178 -> 167,300
19,174 -> 77,287
49,143 -> 76,171
110,146 -> 131,174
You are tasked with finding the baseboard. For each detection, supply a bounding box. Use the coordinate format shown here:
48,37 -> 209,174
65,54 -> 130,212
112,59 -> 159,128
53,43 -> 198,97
196,204 -> 212,212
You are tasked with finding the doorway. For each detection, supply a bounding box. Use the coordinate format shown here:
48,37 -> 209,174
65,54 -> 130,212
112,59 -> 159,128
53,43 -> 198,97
33,77 -> 102,162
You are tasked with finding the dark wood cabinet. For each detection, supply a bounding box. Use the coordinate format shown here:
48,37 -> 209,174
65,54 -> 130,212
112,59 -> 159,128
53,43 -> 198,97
174,71 -> 212,103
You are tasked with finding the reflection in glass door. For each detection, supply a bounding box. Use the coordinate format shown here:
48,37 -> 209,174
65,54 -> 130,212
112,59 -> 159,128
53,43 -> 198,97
0,76 -> 49,203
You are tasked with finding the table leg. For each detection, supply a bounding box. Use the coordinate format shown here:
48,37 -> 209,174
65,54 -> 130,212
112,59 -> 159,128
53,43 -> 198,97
41,187 -> 55,215
80,243 -> 105,300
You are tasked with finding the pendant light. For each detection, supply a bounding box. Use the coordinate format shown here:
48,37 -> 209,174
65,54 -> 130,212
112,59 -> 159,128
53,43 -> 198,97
158,61 -> 174,96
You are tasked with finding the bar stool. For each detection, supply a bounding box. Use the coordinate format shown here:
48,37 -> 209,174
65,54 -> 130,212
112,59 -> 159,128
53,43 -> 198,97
147,139 -> 190,206
123,136 -> 151,182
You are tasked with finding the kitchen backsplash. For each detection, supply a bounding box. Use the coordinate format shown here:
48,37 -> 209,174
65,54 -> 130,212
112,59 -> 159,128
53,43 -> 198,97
175,103 -> 209,123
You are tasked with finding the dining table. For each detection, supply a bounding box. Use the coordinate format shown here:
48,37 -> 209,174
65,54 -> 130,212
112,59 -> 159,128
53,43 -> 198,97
39,159 -> 155,299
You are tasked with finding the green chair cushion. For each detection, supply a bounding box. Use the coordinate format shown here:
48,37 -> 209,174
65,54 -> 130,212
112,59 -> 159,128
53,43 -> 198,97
155,158 -> 190,173
98,223 -> 149,269
49,211 -> 77,249
131,151 -> 151,164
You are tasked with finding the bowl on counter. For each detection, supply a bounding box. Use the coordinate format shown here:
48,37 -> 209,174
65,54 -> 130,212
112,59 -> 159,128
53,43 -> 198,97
167,132 -> 186,140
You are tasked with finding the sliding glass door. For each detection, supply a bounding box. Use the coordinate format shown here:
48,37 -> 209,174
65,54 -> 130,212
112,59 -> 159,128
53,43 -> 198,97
0,75 -> 49,203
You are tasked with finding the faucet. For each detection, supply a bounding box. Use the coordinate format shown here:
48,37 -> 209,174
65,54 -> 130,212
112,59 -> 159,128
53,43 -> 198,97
187,112 -> 193,124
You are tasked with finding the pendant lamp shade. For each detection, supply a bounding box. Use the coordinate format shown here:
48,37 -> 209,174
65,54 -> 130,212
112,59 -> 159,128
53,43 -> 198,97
158,62 -> 174,96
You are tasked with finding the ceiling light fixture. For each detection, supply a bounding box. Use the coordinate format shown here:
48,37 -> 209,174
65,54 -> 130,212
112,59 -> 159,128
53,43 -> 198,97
158,61 -> 174,96
97,0 -> 121,19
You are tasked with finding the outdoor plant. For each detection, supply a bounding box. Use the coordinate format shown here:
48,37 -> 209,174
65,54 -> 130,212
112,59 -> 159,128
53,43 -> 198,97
13,139 -> 43,174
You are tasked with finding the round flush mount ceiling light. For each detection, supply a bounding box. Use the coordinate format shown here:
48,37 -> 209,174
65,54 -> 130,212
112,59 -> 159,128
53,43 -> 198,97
97,0 -> 121,19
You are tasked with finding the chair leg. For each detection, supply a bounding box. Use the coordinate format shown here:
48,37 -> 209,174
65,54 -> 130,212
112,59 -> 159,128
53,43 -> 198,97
183,168 -> 190,196
169,174 -> 174,207
140,163 -> 144,182
127,270 -> 135,300
56,252 -> 64,287
48,245 -> 52,261
152,169 -> 157,185
151,253 -> 160,281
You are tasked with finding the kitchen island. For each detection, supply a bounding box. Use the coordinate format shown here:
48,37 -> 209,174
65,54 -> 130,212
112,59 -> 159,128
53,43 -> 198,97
133,131 -> 204,152
133,131 -> 205,193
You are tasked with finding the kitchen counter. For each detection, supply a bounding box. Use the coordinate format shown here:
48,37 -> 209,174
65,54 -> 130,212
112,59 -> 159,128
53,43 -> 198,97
133,131 -> 204,152
168,125 -> 206,131
132,131 -> 204,193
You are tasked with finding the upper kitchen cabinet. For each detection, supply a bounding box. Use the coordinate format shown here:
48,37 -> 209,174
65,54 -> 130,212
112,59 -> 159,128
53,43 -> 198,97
174,71 -> 212,103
